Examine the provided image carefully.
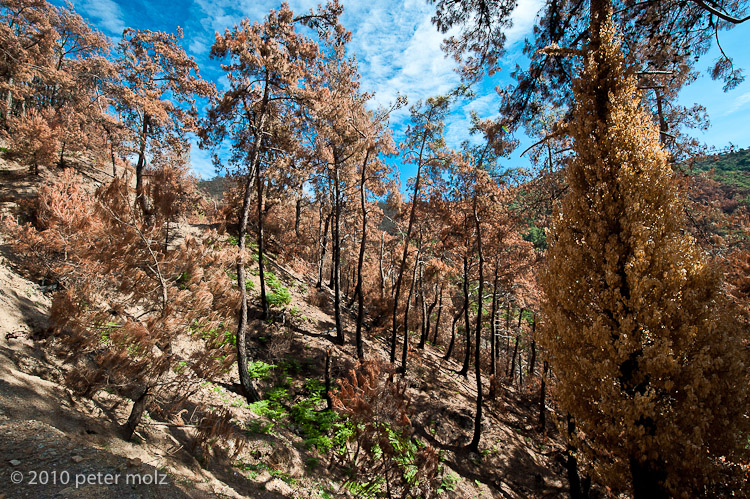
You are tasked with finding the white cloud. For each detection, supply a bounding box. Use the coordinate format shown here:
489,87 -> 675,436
722,91 -> 750,116
444,93 -> 502,147
190,139 -> 216,179
184,0 -> 539,168
504,0 -> 543,47
77,0 -> 125,36
187,0 -> 464,113
343,0 -> 541,148
344,0 -> 460,121
187,0 -> 321,58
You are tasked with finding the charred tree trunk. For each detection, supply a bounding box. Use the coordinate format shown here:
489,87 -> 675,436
256,175 -> 269,320
111,143 -> 118,177
328,249 -> 336,289
458,253 -> 471,377
421,283 -> 439,348
489,263 -> 500,377
324,348 -> 333,411
237,264 -> 259,399
539,360 -> 548,431
124,385 -> 152,441
57,140 -> 66,168
432,284 -> 443,346
467,197 -> 484,453
529,316 -> 537,378
655,91 -> 669,145
565,416 -> 591,499
630,457 -> 669,499
235,83 -> 268,403
379,232 -> 386,301
590,0 -> 610,123
443,301 -> 465,361
135,113 -> 153,222
418,268 -> 426,347
346,260 -> 360,309
316,203 -> 323,270
317,209 -> 331,289
294,197 -> 302,239
4,78 -> 13,121
390,129 -> 429,363
332,154 -> 344,345
505,301 -> 511,353
344,261 -> 352,305
509,336 -> 519,383
508,308 -> 524,381
354,149 -> 372,359
400,234 -> 422,374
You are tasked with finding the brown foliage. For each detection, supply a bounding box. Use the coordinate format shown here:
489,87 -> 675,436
192,408 -> 246,464
7,109 -> 60,174
539,17 -> 750,496
7,166 -> 239,439
330,360 -> 442,498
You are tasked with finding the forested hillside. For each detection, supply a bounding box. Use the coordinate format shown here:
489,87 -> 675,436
199,176 -> 232,201
692,147 -> 750,201
0,0 -> 749,498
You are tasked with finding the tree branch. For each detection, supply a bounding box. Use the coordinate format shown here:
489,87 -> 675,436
691,0 -> 750,24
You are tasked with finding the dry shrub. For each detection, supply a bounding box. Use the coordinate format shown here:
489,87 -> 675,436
218,176 -> 245,227
3,169 -> 99,287
147,161 -> 200,224
7,109 -> 60,174
11,169 -> 242,440
487,374 -> 500,401
306,288 -> 329,309
192,408 -> 246,463
330,360 -> 442,498
725,248 -> 750,327
262,323 -> 294,362
35,169 -> 94,231
365,294 -> 392,328
522,374 -> 542,398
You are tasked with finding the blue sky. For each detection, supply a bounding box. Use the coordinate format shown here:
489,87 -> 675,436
60,0 -> 750,179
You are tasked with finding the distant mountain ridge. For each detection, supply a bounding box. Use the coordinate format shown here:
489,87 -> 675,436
197,176 -> 231,200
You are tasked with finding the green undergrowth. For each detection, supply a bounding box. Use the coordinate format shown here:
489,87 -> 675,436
265,271 -> 291,307
215,352 -> 457,497
241,359 -> 341,451
233,460 -> 298,485
225,267 -> 291,308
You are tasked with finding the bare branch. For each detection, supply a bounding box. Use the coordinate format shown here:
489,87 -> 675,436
691,0 -> 750,23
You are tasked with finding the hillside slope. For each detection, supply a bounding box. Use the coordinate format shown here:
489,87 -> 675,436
0,157 -> 570,498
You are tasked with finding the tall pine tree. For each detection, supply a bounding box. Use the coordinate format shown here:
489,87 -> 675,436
539,9 -> 750,497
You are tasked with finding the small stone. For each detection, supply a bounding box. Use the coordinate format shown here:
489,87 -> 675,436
128,457 -> 142,467
71,455 -> 84,463
9,459 -> 21,466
